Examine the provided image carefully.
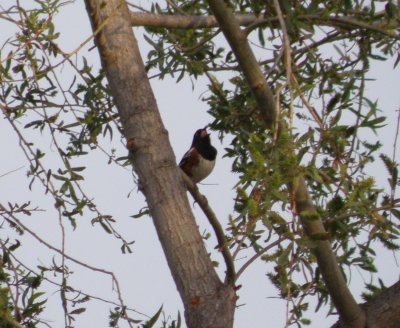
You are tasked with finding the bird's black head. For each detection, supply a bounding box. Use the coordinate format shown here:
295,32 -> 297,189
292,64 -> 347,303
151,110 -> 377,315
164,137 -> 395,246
191,127 -> 217,161
191,127 -> 210,146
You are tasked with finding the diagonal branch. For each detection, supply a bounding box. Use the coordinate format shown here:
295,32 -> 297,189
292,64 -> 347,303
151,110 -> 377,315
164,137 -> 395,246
235,238 -> 282,282
206,1 -> 366,327
205,2 -> 277,126
181,172 -> 235,284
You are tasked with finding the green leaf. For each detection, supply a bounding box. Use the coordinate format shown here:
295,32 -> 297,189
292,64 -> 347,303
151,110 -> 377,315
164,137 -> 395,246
278,246 -> 291,266
326,93 -> 341,114
52,174 -> 68,181
71,166 -> 86,172
360,117 -> 386,129
69,307 -> 86,315
60,181 -> 70,194
142,306 -> 163,328
130,208 -> 150,219
99,221 -> 112,234
8,240 -> 21,251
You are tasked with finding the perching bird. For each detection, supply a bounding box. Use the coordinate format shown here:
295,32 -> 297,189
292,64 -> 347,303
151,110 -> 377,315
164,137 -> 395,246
179,127 -> 217,183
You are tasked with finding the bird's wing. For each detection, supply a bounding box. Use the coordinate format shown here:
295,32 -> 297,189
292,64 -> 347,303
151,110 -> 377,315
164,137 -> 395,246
179,147 -> 195,167
179,147 -> 201,178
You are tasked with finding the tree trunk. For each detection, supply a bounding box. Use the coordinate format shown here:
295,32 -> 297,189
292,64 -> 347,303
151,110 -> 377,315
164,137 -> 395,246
332,281 -> 400,328
83,1 -> 236,327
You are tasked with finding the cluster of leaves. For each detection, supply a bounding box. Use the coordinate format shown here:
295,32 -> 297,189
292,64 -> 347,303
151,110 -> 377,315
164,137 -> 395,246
0,237 -> 46,327
0,1 -> 136,326
142,0 -> 400,325
144,2 -> 232,80
0,0 -> 139,235
109,306 -> 182,328
0,0 -> 129,227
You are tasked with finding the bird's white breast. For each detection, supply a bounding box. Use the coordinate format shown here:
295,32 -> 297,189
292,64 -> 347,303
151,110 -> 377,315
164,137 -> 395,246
191,156 -> 215,183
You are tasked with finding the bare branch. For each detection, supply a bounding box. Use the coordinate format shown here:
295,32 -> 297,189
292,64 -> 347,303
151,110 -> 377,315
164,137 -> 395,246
181,172 -> 235,284
391,108 -> 400,206
0,202 -> 133,326
0,166 -> 24,178
130,11 -> 400,39
130,12 -> 256,29
206,1 -> 277,126
235,238 -> 281,282
3,244 -> 148,318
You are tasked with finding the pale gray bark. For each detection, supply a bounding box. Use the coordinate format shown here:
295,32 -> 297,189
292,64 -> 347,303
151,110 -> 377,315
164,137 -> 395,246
129,11 -> 398,39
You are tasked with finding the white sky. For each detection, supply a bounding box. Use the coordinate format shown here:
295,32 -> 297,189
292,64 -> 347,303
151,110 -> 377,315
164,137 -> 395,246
0,1 -> 399,327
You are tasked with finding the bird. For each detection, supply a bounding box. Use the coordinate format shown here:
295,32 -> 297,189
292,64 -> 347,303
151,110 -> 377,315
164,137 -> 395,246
179,127 -> 217,183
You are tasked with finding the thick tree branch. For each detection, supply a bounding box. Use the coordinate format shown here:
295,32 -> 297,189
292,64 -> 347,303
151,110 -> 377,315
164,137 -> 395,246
206,2 -> 277,126
130,11 -> 400,39
332,281 -> 400,328
84,1 -> 236,327
206,1 -> 366,327
130,12 -> 256,29
362,281 -> 400,327
290,177 -> 366,328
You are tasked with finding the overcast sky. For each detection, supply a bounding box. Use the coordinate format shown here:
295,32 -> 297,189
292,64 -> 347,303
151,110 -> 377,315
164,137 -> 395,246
1,1 -> 399,327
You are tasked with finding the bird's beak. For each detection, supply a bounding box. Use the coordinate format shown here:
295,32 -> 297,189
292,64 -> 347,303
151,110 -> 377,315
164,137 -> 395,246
200,127 -> 209,138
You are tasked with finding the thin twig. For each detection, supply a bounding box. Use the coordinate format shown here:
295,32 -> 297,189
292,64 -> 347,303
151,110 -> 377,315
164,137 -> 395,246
291,75 -> 324,130
391,108 -> 400,205
0,166 -> 25,179
0,202 -> 133,326
235,238 -> 281,281
1,244 -> 149,318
